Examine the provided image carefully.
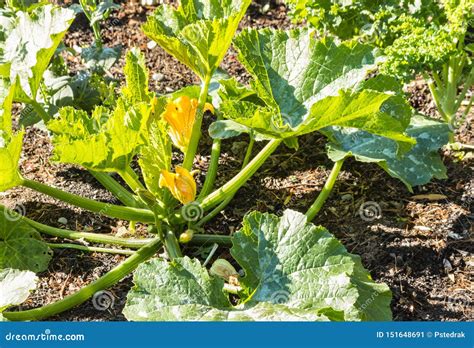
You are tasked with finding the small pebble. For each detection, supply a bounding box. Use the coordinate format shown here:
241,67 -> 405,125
152,72 -> 165,82
341,193 -> 353,201
58,217 -> 68,225
147,40 -> 157,50
443,259 -> 453,273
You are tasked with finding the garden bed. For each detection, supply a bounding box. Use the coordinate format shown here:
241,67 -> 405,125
1,1 -> 472,321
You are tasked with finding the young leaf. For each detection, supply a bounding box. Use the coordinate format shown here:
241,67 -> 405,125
213,29 -> 413,146
122,48 -> 152,104
0,132 -> 24,192
49,99 -> 154,172
138,116 -> 172,200
1,4 -> 75,99
324,114 -> 450,191
142,0 -> 251,80
82,44 -> 122,73
89,0 -> 120,27
0,268 -> 37,313
1,82 -> 23,192
49,49 -> 155,172
0,78 -> 14,138
0,208 -> 52,273
123,209 -> 391,321
0,8 -> 15,77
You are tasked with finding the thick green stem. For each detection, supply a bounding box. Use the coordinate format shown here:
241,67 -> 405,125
182,76 -> 212,170
305,159 -> 344,221
47,243 -> 135,255
21,214 -> 154,248
445,57 -> 457,116
164,229 -> 182,259
22,211 -> 231,248
197,137 -> 256,227
454,66 -> 474,112
242,137 -> 255,167
30,100 -> 50,123
80,0 -> 103,48
459,96 -> 473,124
197,115 -> 223,200
191,234 -> 231,246
118,166 -> 146,193
22,178 -> 155,223
201,139 -> 282,210
196,197 -> 230,227
3,239 -> 162,321
89,171 -> 142,208
447,142 -> 474,151
432,71 -> 444,91
91,24 -> 103,48
425,73 -> 449,122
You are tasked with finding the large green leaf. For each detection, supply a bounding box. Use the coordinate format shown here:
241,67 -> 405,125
124,209 -> 391,321
121,48 -> 152,104
1,4 -> 75,99
48,50 -> 155,172
211,29 -> 414,147
82,44 -> 122,73
0,78 -> 14,138
49,100 -> 153,172
142,0 -> 251,80
138,116 -> 172,200
0,8 -> 16,78
0,132 -> 24,192
88,0 -> 120,27
123,256 -> 329,321
0,83 -> 23,192
325,114 -> 450,191
0,208 -> 52,273
231,209 -> 392,321
0,268 -> 37,313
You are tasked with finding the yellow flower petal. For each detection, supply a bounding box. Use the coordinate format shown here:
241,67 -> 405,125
162,96 -> 198,152
204,102 -> 215,114
159,166 -> 196,204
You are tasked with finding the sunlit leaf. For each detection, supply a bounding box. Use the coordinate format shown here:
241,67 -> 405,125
143,0 -> 251,80
0,268 -> 37,313
0,4 -> 75,99
325,114 -> 449,191
0,208 -> 52,273
124,210 -> 391,321
212,29 -> 414,148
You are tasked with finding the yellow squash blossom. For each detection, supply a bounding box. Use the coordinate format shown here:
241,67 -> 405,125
162,96 -> 214,152
159,166 -> 196,204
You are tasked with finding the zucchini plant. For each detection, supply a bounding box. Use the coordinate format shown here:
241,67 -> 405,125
0,1 -> 121,127
0,0 -> 450,321
285,0 -> 473,143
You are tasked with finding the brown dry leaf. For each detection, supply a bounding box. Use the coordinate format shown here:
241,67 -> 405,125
411,194 -> 448,201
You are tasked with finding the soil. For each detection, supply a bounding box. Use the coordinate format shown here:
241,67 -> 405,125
1,1 -> 472,321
